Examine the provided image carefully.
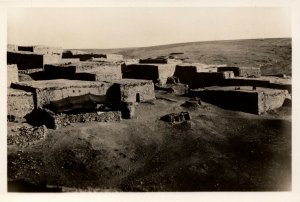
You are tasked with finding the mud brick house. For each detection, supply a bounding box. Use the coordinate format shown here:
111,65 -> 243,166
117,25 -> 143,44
123,63 -> 176,84
189,86 -> 289,114
7,44 -> 63,70
217,66 -> 261,78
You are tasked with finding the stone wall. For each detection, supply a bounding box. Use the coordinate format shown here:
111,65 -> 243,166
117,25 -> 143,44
31,108 -> 121,129
7,64 -> 19,87
7,89 -> 34,118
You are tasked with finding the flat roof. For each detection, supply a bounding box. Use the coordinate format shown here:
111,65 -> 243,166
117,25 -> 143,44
12,79 -> 112,90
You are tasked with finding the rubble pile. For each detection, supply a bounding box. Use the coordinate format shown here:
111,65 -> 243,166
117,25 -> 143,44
8,125 -> 47,147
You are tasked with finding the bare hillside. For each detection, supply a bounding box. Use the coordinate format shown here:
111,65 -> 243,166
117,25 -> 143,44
81,38 -> 291,76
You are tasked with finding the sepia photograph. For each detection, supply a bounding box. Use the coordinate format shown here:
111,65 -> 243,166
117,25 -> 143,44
5,5 -> 293,194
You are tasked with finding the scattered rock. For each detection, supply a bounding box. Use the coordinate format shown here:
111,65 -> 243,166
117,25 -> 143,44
7,125 -> 47,147
160,112 -> 191,124
181,98 -> 202,109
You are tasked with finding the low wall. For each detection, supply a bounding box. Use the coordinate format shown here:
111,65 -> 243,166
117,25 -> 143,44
31,108 -> 121,129
62,50 -> 106,61
258,90 -> 288,114
105,54 -> 123,61
189,88 -> 288,114
7,88 -> 34,118
189,89 -> 260,114
7,64 -> 19,87
7,51 -> 44,70
218,66 -> 261,78
11,79 -> 114,108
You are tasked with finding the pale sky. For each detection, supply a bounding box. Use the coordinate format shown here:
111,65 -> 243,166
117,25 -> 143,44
7,7 -> 291,49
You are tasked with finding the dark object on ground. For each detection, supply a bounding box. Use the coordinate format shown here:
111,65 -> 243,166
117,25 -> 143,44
8,180 -> 62,192
160,112 -> 191,124
181,98 -> 202,109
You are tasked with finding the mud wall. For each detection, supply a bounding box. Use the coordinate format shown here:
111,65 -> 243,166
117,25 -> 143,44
117,81 -> 155,103
34,108 -> 121,129
34,85 -> 112,108
218,66 -> 261,78
7,52 -> 44,70
190,72 -> 230,88
258,90 -> 288,114
77,62 -> 122,80
189,89 -> 260,114
157,64 -> 176,84
7,89 -> 34,118
11,80 -> 114,108
105,54 -> 123,61
122,64 -> 159,82
62,51 -> 105,61
7,44 -> 18,52
16,45 -> 63,65
173,65 -> 198,84
7,64 -> 19,87
139,58 -> 168,64
60,58 -> 80,63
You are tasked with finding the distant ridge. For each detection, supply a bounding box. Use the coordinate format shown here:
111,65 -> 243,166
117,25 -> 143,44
73,38 -> 292,76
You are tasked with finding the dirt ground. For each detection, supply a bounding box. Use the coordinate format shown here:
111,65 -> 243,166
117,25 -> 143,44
7,84 -> 291,192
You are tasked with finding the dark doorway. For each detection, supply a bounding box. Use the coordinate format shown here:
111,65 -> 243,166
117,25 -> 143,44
136,93 -> 141,102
